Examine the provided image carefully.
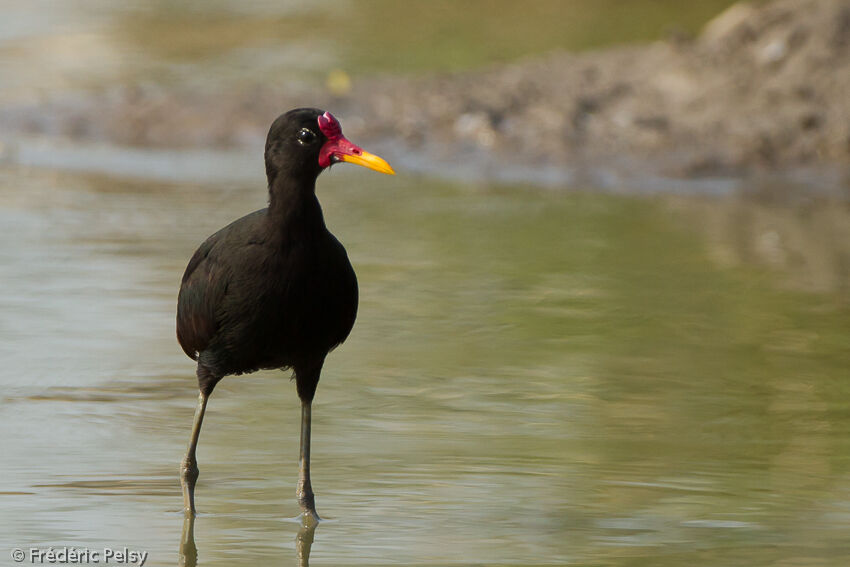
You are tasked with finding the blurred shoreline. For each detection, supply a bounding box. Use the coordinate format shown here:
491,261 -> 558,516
1,0 -> 849,195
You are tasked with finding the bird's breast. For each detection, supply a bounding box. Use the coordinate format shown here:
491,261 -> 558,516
254,237 -> 358,356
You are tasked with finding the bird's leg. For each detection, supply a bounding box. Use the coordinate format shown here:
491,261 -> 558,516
181,391 -> 209,516
297,399 -> 320,521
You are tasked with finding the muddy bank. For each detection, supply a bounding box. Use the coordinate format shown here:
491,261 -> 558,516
2,0 -> 849,189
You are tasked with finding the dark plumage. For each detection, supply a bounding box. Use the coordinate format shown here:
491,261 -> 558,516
176,108 -> 394,520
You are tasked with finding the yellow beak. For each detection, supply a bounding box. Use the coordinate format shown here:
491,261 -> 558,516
339,150 -> 396,175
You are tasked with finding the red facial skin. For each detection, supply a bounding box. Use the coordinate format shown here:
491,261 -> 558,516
317,111 -> 365,168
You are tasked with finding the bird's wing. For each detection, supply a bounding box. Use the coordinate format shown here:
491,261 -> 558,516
177,209 -> 266,359
176,230 -> 228,360
177,209 -> 268,360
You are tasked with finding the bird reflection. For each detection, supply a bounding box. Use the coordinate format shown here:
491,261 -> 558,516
296,515 -> 319,566
178,513 -> 319,567
178,513 -> 197,567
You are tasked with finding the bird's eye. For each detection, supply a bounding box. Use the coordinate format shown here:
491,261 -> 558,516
297,128 -> 317,145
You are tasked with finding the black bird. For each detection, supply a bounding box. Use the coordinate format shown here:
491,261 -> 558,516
176,108 -> 394,520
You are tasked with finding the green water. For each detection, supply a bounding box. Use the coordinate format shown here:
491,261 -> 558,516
1,166 -> 848,566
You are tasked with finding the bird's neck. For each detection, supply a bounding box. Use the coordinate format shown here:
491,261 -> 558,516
267,176 -> 326,240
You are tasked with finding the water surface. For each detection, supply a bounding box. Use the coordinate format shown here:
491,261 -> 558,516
1,3 -> 848,564
1,164 -> 848,566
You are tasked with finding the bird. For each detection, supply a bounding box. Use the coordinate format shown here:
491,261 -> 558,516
176,107 -> 394,520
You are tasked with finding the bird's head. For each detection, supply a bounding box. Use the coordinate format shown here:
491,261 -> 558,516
264,108 -> 394,186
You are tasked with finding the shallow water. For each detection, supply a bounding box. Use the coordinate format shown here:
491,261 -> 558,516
2,3 -> 849,564
1,164 -> 849,566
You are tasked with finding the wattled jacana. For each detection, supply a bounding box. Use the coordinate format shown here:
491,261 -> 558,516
176,108 -> 394,520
